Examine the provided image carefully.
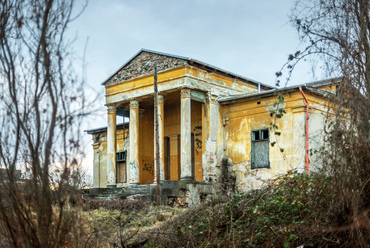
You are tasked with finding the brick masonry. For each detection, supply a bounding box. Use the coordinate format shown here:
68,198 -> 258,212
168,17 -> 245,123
105,51 -> 188,85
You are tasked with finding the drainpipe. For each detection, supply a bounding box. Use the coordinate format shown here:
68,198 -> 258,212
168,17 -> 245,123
299,87 -> 310,173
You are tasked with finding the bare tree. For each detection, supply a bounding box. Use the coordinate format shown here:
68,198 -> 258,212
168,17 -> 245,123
276,0 -> 370,245
0,0 -> 89,247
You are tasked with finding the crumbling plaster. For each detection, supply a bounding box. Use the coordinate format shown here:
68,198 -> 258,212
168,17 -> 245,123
222,91 -> 330,192
105,65 -> 258,106
87,50 -> 337,208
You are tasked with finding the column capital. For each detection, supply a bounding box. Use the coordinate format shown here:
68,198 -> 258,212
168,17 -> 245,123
107,105 -> 117,114
181,88 -> 191,98
129,99 -> 139,109
153,94 -> 164,103
208,93 -> 218,104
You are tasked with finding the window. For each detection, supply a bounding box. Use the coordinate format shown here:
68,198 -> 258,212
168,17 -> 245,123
116,151 -> 127,183
116,151 -> 126,163
251,129 -> 270,169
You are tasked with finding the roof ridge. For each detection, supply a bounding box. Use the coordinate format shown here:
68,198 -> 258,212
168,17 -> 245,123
101,48 -> 275,89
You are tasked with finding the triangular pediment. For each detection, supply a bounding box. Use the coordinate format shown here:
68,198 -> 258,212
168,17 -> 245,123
104,50 -> 188,85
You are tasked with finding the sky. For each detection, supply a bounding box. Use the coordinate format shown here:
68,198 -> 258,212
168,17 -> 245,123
68,0 -> 318,175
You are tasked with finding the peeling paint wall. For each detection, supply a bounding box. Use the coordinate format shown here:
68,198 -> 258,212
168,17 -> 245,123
91,126 -> 129,188
223,91 -> 329,191
105,64 -> 259,106
91,51 -> 334,193
139,107 -> 155,184
202,95 -> 223,183
163,97 -> 203,181
185,66 -> 257,96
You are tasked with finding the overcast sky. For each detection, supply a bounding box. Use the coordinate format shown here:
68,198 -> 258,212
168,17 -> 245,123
69,0 -> 318,174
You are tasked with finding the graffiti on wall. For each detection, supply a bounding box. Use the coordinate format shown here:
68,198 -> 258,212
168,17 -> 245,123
142,159 -> 154,175
193,126 -> 202,155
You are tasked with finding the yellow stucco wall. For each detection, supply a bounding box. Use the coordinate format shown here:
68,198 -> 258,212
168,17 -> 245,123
223,91 -> 329,191
163,99 -> 203,181
139,108 -> 155,184
96,51 -> 334,190
105,65 -> 259,106
93,89 -> 330,189
92,126 -> 129,188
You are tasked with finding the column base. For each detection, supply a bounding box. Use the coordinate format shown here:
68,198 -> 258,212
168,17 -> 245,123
107,184 -> 117,188
129,182 -> 140,187
180,176 -> 194,182
153,178 -> 166,184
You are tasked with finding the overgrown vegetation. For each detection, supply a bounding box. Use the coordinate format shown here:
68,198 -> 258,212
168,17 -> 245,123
0,0 -> 369,247
145,170 -> 369,247
77,198 -> 184,247
275,0 -> 370,246
0,0 -> 90,246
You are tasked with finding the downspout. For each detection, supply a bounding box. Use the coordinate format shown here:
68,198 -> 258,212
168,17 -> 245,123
299,87 -> 310,173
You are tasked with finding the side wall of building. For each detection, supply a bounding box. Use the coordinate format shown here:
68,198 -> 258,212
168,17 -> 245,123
223,91 -> 328,191
92,127 -> 129,188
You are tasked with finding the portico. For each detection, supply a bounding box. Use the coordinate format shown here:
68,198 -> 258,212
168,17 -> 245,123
105,88 -> 206,186
87,49 -> 334,204
90,49 -> 267,188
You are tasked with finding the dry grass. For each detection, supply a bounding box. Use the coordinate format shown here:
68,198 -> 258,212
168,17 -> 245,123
79,199 -> 185,247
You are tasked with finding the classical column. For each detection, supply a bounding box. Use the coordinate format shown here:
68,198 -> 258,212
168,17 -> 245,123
154,94 -> 165,181
106,106 -> 117,188
203,93 -> 219,182
209,94 -> 218,142
129,100 -> 140,185
92,139 -> 100,188
180,88 -> 193,181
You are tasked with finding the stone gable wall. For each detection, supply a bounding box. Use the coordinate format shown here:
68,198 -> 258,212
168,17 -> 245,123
105,52 -> 188,85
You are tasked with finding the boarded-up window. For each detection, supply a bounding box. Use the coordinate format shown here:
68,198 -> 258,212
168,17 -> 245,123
116,151 -> 127,183
251,129 -> 270,169
118,162 -> 126,182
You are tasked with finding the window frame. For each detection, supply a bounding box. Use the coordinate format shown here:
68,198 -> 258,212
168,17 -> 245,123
251,128 -> 270,169
116,151 -> 127,183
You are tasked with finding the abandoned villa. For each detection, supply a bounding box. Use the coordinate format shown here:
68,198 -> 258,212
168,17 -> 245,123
86,49 -> 337,203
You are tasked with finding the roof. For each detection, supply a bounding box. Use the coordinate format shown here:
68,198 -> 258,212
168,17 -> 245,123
85,123 -> 129,135
288,77 -> 341,88
218,78 -> 338,105
102,48 -> 275,90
